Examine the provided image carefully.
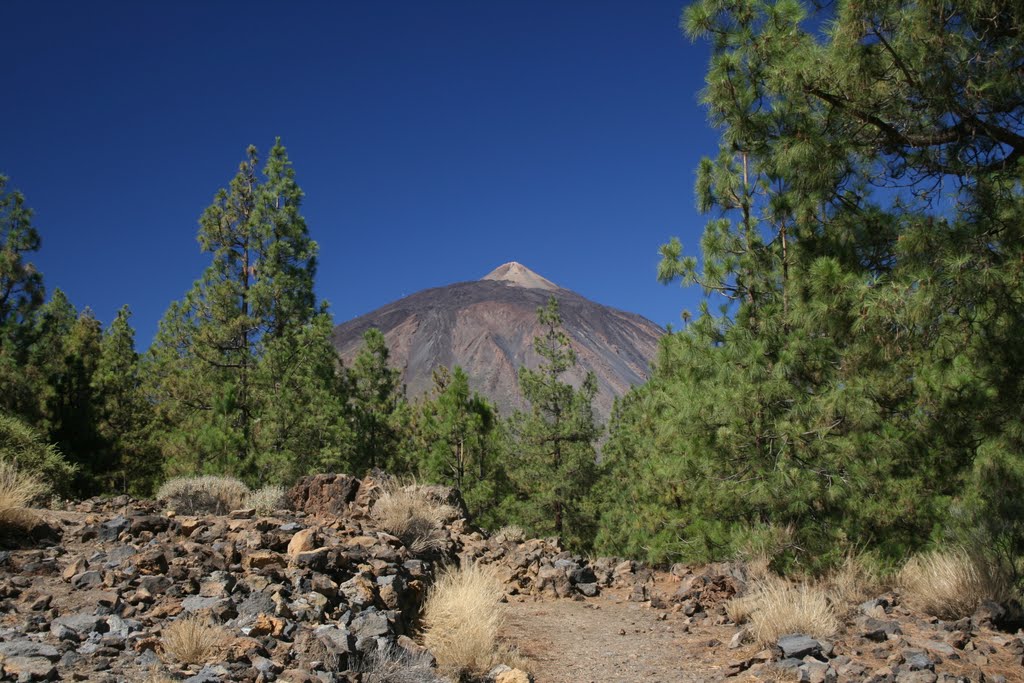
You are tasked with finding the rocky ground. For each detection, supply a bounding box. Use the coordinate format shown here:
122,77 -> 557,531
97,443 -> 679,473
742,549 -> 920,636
0,474 -> 1022,682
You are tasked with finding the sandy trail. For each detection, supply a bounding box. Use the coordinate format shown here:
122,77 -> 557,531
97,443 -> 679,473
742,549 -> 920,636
501,587 -> 734,683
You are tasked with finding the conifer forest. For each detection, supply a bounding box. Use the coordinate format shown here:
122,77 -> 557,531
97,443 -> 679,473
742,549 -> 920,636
3,0 -> 1024,590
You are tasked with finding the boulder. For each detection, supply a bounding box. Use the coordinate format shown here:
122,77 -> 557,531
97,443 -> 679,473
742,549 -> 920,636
286,474 -> 361,517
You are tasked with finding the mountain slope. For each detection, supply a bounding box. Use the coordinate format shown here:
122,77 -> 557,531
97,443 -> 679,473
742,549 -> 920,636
331,263 -> 664,421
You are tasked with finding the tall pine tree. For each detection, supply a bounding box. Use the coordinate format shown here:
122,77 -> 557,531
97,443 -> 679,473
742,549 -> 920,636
345,328 -> 407,474
0,175 -> 45,419
147,140 -> 347,484
598,0 -> 1024,575
509,297 -> 600,549
410,365 -> 510,526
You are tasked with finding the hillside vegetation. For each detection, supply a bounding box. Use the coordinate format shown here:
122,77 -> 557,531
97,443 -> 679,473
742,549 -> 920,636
1,0 -> 1023,593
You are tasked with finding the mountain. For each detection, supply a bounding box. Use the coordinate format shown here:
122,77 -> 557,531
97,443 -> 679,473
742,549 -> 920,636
331,262 -> 665,422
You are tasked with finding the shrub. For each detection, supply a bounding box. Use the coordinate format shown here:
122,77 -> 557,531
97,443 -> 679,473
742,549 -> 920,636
746,580 -> 839,647
246,485 -> 286,516
898,549 -> 1010,620
161,615 -> 228,665
156,475 -> 249,515
0,459 -> 48,530
0,413 -> 77,497
421,563 -> 513,678
355,644 -> 445,683
371,483 -> 457,553
495,524 -> 525,543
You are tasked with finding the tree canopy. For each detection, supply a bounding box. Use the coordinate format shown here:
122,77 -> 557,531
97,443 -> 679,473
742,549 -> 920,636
597,0 -> 1024,576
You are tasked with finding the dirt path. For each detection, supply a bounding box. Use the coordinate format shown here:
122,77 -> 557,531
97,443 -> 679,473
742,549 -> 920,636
501,587 -> 735,683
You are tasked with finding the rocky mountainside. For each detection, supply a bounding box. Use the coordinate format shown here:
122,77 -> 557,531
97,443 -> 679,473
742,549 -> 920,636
331,263 -> 664,421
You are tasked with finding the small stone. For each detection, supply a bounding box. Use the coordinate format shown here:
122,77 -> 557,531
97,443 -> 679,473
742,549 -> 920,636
181,596 -> 220,613
286,528 -> 317,561
862,617 -> 903,642
729,628 -> 748,649
138,573 -> 174,593
134,549 -> 169,575
62,557 -> 88,582
243,550 -> 286,571
0,656 -> 57,680
71,570 -> 103,590
349,611 -> 389,640
247,613 -> 287,638
903,649 -> 934,671
0,641 -> 60,661
915,639 -> 955,658
777,634 -> 823,659
51,613 -> 106,637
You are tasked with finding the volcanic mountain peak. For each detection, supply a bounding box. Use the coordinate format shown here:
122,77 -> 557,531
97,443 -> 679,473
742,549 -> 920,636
482,261 -> 560,291
333,265 -> 664,421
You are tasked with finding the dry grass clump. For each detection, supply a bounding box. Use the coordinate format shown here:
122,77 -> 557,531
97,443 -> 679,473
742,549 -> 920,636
161,615 -> 229,665
898,549 -> 1009,620
371,483 -> 457,553
156,475 -> 249,515
495,524 -> 525,543
421,563 -> 515,678
725,573 -> 786,625
734,524 -> 796,582
827,553 -> 885,612
355,644 -> 445,683
725,592 -> 761,626
734,579 -> 839,647
246,485 -> 286,516
0,459 -> 48,529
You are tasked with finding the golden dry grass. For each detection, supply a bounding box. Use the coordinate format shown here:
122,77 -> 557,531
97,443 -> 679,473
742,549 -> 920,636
826,553 -> 885,612
898,549 -> 1009,620
725,592 -> 760,625
741,580 -> 839,647
161,615 -> 229,665
371,483 -> 457,553
421,563 -> 512,677
156,475 -> 249,515
356,644 -> 445,683
0,459 -> 48,529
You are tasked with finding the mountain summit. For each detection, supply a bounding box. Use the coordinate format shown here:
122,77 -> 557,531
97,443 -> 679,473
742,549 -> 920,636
481,261 -> 560,291
332,264 -> 664,421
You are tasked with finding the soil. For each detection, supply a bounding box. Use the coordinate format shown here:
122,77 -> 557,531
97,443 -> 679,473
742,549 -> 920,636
502,587 -> 733,683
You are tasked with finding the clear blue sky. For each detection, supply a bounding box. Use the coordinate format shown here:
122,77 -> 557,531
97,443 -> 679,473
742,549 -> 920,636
2,1 -> 715,345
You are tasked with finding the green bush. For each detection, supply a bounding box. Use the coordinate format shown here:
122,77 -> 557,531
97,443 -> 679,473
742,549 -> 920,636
0,413 -> 77,497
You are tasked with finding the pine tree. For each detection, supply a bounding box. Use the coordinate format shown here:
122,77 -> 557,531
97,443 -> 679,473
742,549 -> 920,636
92,306 -> 158,494
598,0 -> 1024,573
0,175 -> 45,419
509,297 -> 600,549
148,140 -> 346,483
345,328 -> 406,473
0,175 -> 44,334
410,365 -> 510,525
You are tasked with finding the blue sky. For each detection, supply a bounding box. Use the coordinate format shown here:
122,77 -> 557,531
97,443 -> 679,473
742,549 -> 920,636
2,1 -> 715,345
